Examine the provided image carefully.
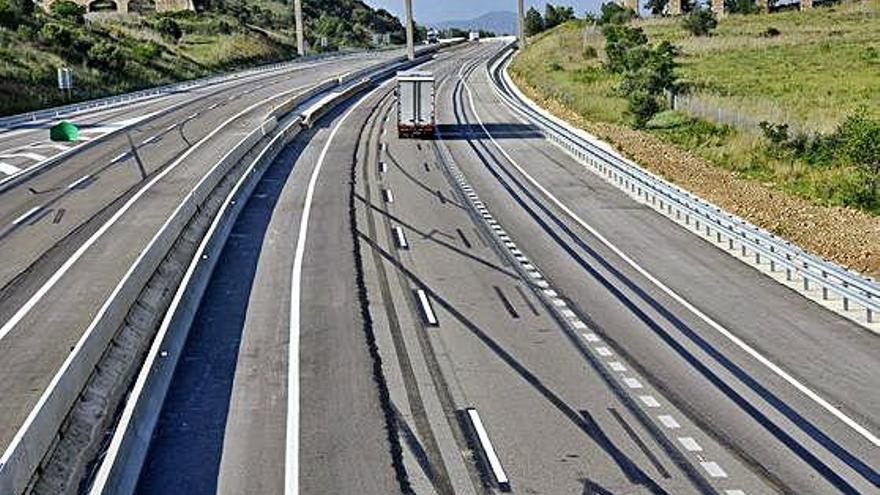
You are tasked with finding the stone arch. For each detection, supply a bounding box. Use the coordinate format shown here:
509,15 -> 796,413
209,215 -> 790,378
128,0 -> 155,13
88,0 -> 118,11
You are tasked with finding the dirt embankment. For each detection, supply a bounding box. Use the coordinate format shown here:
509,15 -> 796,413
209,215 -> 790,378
513,78 -> 880,279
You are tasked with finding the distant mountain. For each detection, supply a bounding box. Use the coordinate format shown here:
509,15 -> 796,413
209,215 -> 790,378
435,11 -> 518,36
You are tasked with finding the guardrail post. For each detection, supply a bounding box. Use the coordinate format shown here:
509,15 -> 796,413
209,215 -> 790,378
868,308 -> 874,323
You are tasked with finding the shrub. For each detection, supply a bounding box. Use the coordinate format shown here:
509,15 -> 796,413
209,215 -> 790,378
761,27 -> 781,37
583,46 -> 598,59
682,8 -> 717,36
50,0 -> 86,22
547,61 -> 563,71
38,22 -> 74,46
87,41 -> 125,70
0,0 -> 16,28
131,40 -> 162,60
725,0 -> 761,13
16,23 -> 37,40
156,17 -> 182,43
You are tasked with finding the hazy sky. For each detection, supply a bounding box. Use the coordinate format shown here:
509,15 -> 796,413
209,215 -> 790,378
364,0 -> 604,23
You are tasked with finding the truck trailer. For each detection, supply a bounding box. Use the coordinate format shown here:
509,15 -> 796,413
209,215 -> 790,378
396,71 -> 435,138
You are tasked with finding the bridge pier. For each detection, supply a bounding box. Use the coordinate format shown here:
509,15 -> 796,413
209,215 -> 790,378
801,0 -> 813,9
669,0 -> 682,15
623,0 -> 638,11
712,0 -> 725,15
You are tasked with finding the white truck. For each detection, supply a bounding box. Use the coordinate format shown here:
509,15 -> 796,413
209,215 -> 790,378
396,71 -> 435,138
469,31 -> 480,42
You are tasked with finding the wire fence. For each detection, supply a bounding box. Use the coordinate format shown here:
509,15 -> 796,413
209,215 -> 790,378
672,92 -> 811,135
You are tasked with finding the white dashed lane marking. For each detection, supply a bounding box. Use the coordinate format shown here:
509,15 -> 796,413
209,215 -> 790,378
440,136 -> 747,494
608,361 -> 627,372
678,437 -> 703,452
658,415 -> 681,429
701,461 -> 728,478
623,377 -> 643,389
0,152 -> 47,161
0,162 -> 21,175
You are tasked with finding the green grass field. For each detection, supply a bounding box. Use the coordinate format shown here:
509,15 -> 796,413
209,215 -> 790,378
509,0 -> 880,214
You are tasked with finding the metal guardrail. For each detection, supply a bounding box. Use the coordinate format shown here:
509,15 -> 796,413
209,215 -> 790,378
0,49 -> 381,130
487,46 -> 879,324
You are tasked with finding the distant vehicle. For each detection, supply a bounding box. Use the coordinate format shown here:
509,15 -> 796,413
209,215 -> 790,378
469,31 -> 480,42
426,29 -> 439,44
396,71 -> 435,138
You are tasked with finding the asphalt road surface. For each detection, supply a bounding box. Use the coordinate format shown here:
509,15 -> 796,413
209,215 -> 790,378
8,41 -> 879,495
0,50 -> 404,467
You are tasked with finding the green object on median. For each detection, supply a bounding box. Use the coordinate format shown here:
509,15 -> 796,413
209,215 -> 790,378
49,121 -> 79,142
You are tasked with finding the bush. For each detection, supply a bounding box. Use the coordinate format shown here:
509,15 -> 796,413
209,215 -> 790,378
156,17 -> 183,43
682,8 -> 717,36
87,41 -> 125,70
583,46 -> 598,59
761,27 -> 781,37
16,23 -> 36,40
38,22 -> 74,46
0,0 -> 16,28
50,0 -> 86,22
131,40 -> 162,60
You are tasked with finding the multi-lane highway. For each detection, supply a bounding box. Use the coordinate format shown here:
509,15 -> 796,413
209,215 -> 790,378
1,38 -> 878,495
0,48 -> 411,494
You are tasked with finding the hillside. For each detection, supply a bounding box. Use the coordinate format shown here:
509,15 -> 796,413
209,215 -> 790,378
0,0 -> 403,116
435,11 -> 518,35
510,0 -> 880,276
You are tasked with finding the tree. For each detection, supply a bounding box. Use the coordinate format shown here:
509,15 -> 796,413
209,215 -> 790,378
598,2 -> 636,25
602,24 -> 647,74
725,0 -> 761,13
545,4 -> 575,29
645,0 -> 668,15
524,6 -> 544,36
603,23 -> 678,127
682,8 -> 717,36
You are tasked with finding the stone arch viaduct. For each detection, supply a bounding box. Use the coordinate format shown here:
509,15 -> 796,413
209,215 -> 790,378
43,0 -> 193,14
620,0 -> 816,15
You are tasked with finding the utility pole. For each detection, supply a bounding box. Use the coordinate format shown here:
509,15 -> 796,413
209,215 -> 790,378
518,0 -> 526,47
404,0 -> 415,61
294,0 -> 304,56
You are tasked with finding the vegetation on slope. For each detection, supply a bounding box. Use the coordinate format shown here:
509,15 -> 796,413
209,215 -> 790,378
510,0 -> 880,214
0,0 -> 404,116
510,0 -> 880,275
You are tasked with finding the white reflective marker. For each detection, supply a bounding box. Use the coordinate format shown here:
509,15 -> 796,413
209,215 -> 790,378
466,408 -> 510,491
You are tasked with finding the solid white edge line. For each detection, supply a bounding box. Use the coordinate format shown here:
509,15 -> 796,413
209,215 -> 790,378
466,408 -> 510,488
287,80 -> 392,495
415,289 -> 439,326
467,64 -> 880,448
0,82 -> 320,485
